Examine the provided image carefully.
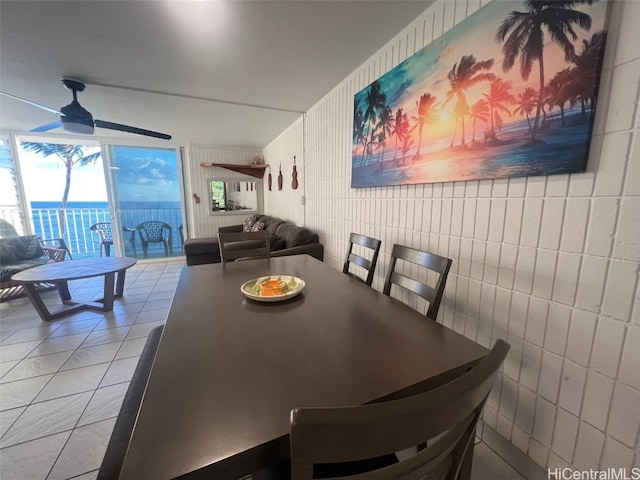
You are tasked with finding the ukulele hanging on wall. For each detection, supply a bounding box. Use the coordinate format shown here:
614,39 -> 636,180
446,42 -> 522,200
291,156 -> 299,190
267,166 -> 272,191
278,164 -> 283,190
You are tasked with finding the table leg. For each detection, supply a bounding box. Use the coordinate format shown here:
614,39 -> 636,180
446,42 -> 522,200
115,269 -> 127,298
57,280 -> 72,302
102,272 -> 116,311
22,283 -> 54,322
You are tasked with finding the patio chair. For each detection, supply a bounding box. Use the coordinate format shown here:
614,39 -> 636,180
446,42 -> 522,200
286,339 -> 509,480
342,233 -> 381,287
90,222 -> 136,257
383,244 -> 452,320
136,221 -> 173,258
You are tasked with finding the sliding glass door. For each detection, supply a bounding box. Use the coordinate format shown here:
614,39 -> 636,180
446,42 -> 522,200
5,135 -> 187,260
106,145 -> 185,260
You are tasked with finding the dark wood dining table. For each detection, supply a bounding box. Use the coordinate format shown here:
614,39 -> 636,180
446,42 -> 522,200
118,255 -> 488,480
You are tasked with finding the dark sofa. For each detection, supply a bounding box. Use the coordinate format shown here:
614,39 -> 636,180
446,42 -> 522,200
183,215 -> 323,265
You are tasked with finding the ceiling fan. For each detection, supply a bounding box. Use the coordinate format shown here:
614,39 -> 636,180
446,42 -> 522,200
0,78 -> 171,140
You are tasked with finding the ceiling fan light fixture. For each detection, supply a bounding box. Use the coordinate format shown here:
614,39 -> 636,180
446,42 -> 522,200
60,119 -> 94,134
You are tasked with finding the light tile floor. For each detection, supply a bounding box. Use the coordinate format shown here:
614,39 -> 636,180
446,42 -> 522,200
0,259 -> 525,480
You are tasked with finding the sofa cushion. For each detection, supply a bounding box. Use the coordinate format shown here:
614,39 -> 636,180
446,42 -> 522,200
0,235 -> 44,264
257,216 -> 287,236
274,223 -> 318,249
271,238 -> 287,251
0,258 -> 49,283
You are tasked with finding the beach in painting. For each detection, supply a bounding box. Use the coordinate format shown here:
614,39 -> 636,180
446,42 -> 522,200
353,110 -> 592,187
351,0 -> 609,188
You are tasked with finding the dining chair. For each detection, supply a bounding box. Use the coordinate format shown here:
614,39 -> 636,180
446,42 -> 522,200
90,222 -> 136,257
342,233 -> 381,287
288,339 -> 510,480
136,221 -> 173,258
383,244 -> 452,320
218,230 -> 271,263
97,325 -> 164,480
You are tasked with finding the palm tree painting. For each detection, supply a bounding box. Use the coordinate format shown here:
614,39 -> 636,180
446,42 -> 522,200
351,0 -> 609,188
445,55 -> 495,147
482,79 -> 516,140
412,93 -> 440,161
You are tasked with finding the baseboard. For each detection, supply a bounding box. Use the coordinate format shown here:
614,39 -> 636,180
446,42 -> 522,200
480,422 -> 547,480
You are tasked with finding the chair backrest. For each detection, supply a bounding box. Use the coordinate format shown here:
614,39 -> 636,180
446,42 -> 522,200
290,339 -> 509,480
137,221 -> 172,242
342,233 -> 381,287
218,230 -> 271,263
90,222 -> 113,242
383,244 -> 452,320
97,325 -> 164,480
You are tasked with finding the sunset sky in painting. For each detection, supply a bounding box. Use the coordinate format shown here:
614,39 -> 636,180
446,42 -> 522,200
363,0 -> 608,144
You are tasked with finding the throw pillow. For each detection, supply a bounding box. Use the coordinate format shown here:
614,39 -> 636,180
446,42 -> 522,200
250,221 -> 266,232
242,214 -> 260,232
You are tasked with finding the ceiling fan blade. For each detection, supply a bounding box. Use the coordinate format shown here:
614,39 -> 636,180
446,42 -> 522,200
30,121 -> 63,132
94,119 -> 171,140
0,91 -> 63,115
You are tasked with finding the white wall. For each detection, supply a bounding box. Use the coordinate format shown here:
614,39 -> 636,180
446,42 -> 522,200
184,144 -> 262,238
263,0 -> 640,472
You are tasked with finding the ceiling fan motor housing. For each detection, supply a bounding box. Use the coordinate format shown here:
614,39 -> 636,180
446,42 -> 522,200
60,100 -> 94,134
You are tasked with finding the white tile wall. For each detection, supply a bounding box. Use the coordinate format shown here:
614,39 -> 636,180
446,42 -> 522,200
261,0 -> 640,472
262,117 -> 305,226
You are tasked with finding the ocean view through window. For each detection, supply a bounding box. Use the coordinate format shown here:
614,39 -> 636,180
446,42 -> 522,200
12,137 -> 186,259
109,145 -> 185,259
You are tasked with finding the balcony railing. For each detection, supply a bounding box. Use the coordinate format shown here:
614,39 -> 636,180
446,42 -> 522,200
2,207 -> 184,259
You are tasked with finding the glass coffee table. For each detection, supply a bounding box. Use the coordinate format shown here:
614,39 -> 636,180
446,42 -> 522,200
12,257 -> 137,322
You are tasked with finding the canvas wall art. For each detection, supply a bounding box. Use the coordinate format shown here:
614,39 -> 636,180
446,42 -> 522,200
351,0 -> 609,188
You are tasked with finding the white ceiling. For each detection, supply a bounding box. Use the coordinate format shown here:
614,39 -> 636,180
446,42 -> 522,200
0,0 -> 431,148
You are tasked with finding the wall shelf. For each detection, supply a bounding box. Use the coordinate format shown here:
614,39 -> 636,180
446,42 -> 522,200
200,163 -> 269,179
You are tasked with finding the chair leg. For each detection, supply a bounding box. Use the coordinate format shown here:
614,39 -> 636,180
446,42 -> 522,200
105,243 -> 111,257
